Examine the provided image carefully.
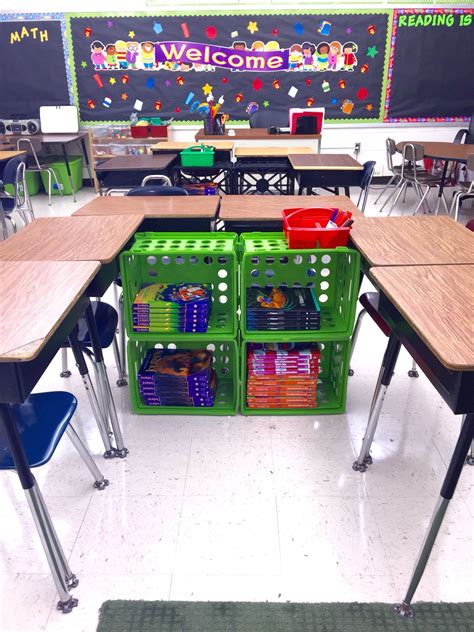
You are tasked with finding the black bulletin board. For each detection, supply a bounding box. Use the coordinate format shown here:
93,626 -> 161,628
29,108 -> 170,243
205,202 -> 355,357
0,20 -> 70,119
386,9 -> 474,121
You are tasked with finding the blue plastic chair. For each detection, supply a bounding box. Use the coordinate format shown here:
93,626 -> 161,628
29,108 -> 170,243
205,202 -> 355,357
0,391 -> 108,488
356,160 -> 376,214
0,157 -> 34,239
126,185 -> 188,196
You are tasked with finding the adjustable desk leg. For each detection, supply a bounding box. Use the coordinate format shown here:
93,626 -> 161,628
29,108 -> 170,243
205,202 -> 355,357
84,303 -> 129,458
80,138 -> 94,188
0,404 -> 78,613
61,143 -> 77,203
394,413 -> 474,618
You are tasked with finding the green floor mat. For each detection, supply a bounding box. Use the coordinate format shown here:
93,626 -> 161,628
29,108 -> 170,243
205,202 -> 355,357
97,600 -> 474,632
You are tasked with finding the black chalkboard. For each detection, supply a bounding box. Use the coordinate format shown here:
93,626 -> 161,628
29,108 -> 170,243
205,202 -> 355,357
69,12 -> 390,124
0,20 -> 70,119
387,10 -> 474,120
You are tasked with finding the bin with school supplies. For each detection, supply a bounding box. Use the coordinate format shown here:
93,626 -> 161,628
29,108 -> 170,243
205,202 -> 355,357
282,207 -> 353,249
120,232 -> 238,338
240,339 -> 350,416
127,337 -> 238,415
239,232 -> 360,340
40,155 -> 83,195
180,145 -> 215,168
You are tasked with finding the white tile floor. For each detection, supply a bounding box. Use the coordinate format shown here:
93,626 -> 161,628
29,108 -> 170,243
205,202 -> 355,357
1,186 -> 473,632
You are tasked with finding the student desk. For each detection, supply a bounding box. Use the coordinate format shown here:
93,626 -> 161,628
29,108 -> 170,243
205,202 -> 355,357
94,154 -> 178,194
219,194 -> 364,233
0,131 -> 93,202
0,259 -> 101,612
350,216 -> 474,274
195,127 -> 323,153
72,195 -> 219,231
0,149 -> 26,162
367,264 -> 474,615
289,154 -> 363,196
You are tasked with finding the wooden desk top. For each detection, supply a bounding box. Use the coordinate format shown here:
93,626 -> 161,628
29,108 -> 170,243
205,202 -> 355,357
0,150 -> 26,161
235,146 -> 315,158
371,265 -> 474,371
351,216 -> 474,267
151,141 -> 234,152
0,216 -> 142,263
95,154 -> 177,171
73,195 -> 219,218
196,128 -> 322,142
396,141 -> 474,163
0,132 -> 88,144
219,195 -> 365,222
0,260 -> 99,362
289,154 -> 363,171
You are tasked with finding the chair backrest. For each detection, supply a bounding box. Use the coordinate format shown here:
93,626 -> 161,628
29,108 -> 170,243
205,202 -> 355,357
17,138 -> 43,169
126,185 -> 188,196
466,115 -> 474,144
1,157 -> 23,186
249,110 -> 289,129
140,174 -> 172,187
359,161 -> 376,191
385,138 -> 397,172
466,154 -> 474,171
401,143 -> 424,179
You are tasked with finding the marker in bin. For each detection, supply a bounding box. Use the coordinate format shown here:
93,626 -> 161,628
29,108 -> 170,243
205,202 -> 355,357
323,209 -> 351,229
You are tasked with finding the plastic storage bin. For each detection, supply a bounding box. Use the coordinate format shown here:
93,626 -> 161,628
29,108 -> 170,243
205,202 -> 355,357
130,124 -> 150,138
241,339 -> 350,416
127,337 -> 238,415
239,232 -> 360,340
5,169 -> 41,197
40,155 -> 83,195
120,232 -> 238,338
282,207 -> 352,249
180,145 -> 215,167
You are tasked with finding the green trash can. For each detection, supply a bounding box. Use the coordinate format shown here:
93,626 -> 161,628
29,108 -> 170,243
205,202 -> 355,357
5,169 -> 41,197
40,155 -> 83,196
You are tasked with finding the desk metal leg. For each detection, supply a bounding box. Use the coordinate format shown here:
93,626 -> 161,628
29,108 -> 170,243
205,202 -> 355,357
353,333 -> 401,472
0,404 -> 78,613
84,303 -> 129,458
80,138 -> 94,187
61,143 -> 77,203
394,413 -> 474,618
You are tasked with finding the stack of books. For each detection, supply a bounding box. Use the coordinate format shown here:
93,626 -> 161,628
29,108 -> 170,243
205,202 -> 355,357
246,287 -> 320,332
246,343 -> 320,409
138,349 -> 217,407
132,283 -> 212,333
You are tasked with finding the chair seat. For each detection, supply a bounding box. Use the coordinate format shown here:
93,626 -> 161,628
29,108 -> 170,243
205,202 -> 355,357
63,301 -> 118,349
404,171 -> 442,184
457,181 -> 473,192
0,392 -> 77,469
359,292 -> 392,337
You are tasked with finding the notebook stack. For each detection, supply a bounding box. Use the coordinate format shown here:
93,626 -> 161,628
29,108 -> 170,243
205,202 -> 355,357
138,349 -> 217,407
246,343 -> 320,409
246,287 -> 320,332
132,283 -> 212,333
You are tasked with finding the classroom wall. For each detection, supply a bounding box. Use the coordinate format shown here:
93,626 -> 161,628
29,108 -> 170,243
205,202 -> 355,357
1,2 -> 466,175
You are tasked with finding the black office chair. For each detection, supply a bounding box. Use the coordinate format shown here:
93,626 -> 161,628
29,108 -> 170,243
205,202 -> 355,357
249,110 -> 289,129
453,114 -> 474,145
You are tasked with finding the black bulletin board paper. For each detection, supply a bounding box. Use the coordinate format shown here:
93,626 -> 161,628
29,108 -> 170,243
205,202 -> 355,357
387,10 -> 474,120
0,20 -> 70,119
68,12 -> 390,124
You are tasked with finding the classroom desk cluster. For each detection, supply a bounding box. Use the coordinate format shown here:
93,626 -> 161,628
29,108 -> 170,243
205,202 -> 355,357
1,194 -> 472,620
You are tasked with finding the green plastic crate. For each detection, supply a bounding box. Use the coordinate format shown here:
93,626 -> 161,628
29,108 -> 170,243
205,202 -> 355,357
120,232 -> 238,339
240,339 -> 350,416
240,232 -> 360,341
5,169 -> 41,197
180,145 -> 215,167
128,337 -> 239,415
40,155 -> 83,195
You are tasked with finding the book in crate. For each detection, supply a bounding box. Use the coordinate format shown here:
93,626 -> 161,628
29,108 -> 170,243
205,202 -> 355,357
246,287 -> 321,332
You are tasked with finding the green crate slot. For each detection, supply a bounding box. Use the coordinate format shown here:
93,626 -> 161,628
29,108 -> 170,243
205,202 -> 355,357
120,232 -> 238,339
240,232 -> 360,341
240,339 -> 350,416
128,337 -> 238,415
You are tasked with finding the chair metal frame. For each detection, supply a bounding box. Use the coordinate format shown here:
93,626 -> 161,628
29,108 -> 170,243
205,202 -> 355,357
374,138 -> 402,209
17,138 -> 64,206
449,154 -> 474,222
0,160 -> 35,240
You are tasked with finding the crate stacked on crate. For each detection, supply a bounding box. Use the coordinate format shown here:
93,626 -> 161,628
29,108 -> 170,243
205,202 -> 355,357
120,233 -> 239,415
239,233 -> 360,415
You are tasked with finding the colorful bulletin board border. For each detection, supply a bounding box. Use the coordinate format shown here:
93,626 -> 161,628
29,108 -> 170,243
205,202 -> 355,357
384,7 -> 472,123
66,10 -> 392,125
0,12 -> 73,107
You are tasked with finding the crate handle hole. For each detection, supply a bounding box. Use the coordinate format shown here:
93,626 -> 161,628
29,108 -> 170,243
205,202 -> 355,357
251,269 -> 259,277
218,282 -> 228,291
307,268 -> 316,277
264,269 -> 275,278
320,281 -> 329,290
147,256 -> 157,265
218,269 -> 228,278
320,268 -> 330,277
321,255 -> 332,264
293,255 -> 303,264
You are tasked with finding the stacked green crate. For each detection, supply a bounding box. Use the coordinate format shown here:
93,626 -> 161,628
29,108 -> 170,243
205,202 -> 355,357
239,233 -> 360,416
120,233 -> 239,415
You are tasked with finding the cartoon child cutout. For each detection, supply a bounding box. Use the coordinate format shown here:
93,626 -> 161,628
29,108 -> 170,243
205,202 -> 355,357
115,40 -> 128,70
105,44 -> 117,69
302,42 -> 316,70
288,44 -> 303,70
328,41 -> 342,70
231,41 -> 247,71
342,42 -> 358,71
141,41 -> 155,70
90,41 -> 106,70
126,42 -> 139,69
251,41 -> 265,52
315,42 -> 330,71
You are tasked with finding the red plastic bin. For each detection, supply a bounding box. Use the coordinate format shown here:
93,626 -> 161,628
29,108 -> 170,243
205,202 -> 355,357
130,125 -> 150,138
150,125 -> 168,138
282,207 -> 352,249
